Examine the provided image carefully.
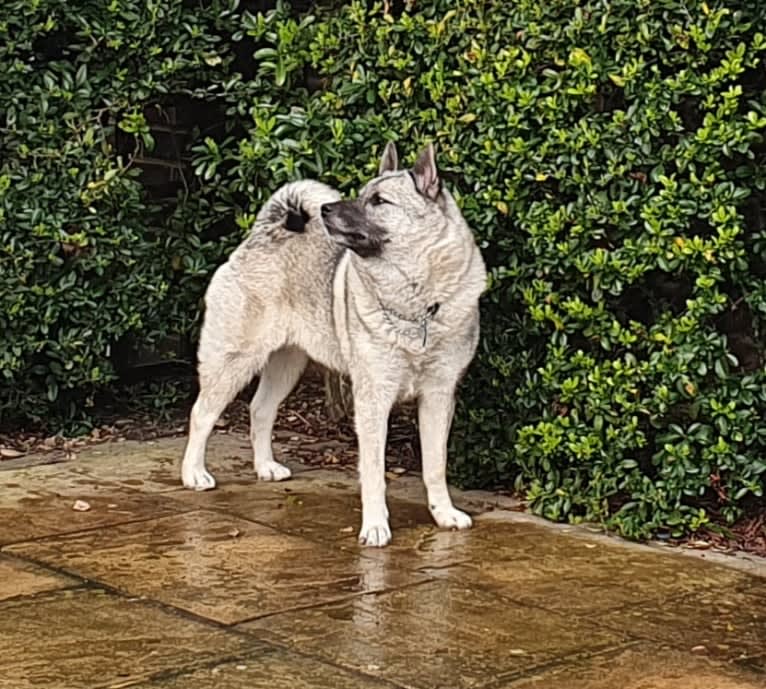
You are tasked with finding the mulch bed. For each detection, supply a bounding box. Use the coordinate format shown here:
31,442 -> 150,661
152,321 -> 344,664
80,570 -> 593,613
0,369 -> 420,472
699,508 -> 766,559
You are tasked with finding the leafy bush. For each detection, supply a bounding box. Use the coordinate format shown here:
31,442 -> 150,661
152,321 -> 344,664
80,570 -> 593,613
2,0 -> 765,538
0,0 -> 245,425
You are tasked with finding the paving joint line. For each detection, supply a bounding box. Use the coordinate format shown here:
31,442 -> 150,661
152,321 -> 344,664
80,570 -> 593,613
0,582 -> 89,606
0,505 -> 199,549
480,639 -> 646,689
229,576 -> 438,627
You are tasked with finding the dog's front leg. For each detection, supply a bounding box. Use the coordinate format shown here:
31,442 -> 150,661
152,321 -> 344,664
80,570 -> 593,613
354,385 -> 395,547
418,389 -> 472,530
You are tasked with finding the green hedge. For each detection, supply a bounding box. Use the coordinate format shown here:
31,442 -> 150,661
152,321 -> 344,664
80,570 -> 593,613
2,0 -> 765,538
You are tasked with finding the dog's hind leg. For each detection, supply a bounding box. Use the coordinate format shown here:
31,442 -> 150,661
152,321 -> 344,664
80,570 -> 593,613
181,352 -> 262,491
418,389 -> 473,531
249,346 -> 308,481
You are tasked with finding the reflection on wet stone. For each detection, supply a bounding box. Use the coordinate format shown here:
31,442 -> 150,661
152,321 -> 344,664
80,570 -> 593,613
241,580 -> 628,689
5,510 -> 428,624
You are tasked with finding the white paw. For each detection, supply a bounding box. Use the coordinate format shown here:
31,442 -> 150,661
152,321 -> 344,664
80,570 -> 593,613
182,466 -> 217,491
256,461 -> 292,482
431,505 -> 473,530
358,521 -> 392,548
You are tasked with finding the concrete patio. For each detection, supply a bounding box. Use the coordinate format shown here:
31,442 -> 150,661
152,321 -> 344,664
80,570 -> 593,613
1,433 -> 765,688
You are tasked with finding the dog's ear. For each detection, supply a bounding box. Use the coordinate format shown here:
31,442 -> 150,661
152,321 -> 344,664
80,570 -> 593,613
285,206 -> 310,232
378,141 -> 399,175
411,143 -> 441,201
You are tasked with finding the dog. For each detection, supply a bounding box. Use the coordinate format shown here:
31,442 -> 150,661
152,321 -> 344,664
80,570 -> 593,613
181,143 -> 487,546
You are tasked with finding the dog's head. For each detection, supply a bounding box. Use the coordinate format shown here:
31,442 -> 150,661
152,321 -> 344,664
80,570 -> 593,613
255,180 -> 341,236
320,143 -> 448,258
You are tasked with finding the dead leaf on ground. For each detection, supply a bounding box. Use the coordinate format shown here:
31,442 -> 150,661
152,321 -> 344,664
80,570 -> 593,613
686,540 -> 712,550
72,500 -> 91,512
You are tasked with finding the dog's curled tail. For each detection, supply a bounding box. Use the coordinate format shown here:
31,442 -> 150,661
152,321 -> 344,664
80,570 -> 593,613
255,180 -> 341,234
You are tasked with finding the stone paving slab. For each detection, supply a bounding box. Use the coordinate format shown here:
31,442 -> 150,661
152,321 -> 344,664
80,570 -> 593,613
499,643 -> 765,689
0,554 -> 78,601
0,434 -> 313,498
0,588 -> 259,689
168,474 -> 442,544
241,579 -> 630,689
599,589 -> 766,665
0,488 -> 189,546
0,434 -> 764,689
420,520 -> 757,615
130,650 -> 395,688
6,509 -> 429,624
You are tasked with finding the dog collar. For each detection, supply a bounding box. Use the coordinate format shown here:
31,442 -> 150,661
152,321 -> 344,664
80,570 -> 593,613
380,302 -> 441,347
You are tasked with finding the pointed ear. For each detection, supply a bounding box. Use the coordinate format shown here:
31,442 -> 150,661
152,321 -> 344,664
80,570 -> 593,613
378,141 -> 399,175
411,143 -> 440,201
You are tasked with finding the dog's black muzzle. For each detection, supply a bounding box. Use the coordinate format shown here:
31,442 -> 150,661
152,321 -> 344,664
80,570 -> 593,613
320,200 -> 388,259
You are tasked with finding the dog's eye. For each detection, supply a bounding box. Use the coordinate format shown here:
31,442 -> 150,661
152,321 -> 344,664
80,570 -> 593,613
369,194 -> 388,207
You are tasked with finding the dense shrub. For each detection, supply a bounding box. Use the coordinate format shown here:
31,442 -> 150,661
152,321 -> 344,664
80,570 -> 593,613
2,0 -> 765,538
0,0 -> 248,422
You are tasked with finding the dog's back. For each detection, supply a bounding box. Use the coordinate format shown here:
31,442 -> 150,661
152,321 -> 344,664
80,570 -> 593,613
202,180 -> 347,375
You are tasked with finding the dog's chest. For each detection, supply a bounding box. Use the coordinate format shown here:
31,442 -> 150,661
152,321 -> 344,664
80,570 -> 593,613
393,341 -> 450,401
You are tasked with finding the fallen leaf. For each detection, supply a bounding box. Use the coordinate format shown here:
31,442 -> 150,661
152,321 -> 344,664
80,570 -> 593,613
228,528 -> 241,538
72,500 -> 91,512
686,540 -> 711,550
691,645 -> 707,654
339,526 -> 354,534
0,448 -> 24,458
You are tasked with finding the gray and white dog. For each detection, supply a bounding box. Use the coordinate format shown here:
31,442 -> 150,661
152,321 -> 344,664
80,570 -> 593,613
181,143 -> 487,547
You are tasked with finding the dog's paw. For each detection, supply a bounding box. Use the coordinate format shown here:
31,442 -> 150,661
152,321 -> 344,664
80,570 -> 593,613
358,521 -> 392,548
431,505 -> 473,530
182,467 -> 217,491
256,461 -> 292,482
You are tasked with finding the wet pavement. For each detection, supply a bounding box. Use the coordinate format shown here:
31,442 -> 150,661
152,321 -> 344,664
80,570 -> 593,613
1,433 -> 765,688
